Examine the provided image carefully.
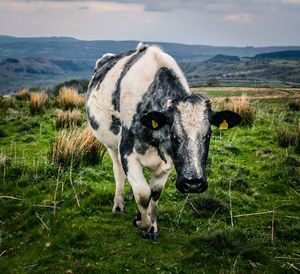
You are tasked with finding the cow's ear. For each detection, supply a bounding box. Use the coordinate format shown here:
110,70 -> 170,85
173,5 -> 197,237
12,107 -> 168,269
211,110 -> 242,131
140,111 -> 170,130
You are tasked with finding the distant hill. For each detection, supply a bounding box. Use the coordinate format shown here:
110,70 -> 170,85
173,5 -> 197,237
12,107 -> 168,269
254,50 -> 300,60
2,35 -> 300,62
206,54 -> 240,63
1,35 -> 300,93
180,50 -> 300,86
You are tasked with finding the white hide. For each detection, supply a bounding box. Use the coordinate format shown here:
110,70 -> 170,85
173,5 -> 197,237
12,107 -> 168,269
120,45 -> 190,128
177,101 -> 208,177
87,52 -> 136,149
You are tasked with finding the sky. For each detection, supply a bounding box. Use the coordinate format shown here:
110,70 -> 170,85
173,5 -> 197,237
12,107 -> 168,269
0,0 -> 300,46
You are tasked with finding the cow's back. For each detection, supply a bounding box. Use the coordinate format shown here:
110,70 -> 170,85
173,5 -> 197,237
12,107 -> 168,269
86,43 -> 190,149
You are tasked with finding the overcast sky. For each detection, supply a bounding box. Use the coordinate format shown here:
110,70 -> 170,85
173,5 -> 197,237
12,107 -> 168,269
1,0 -> 300,46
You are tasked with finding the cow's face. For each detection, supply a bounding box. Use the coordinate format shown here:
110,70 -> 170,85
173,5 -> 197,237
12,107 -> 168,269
140,94 -> 241,194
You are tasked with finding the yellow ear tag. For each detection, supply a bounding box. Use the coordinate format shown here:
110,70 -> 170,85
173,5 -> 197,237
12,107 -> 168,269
219,120 -> 228,131
152,119 -> 159,129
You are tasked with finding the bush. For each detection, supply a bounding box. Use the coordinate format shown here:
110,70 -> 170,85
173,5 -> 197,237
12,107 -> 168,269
54,109 -> 82,129
51,79 -> 89,97
29,91 -> 48,115
57,87 -> 85,110
216,95 -> 254,126
15,88 -> 30,100
50,127 -> 106,167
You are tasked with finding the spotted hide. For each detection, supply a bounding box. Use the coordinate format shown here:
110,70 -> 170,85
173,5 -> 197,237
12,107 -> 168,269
86,42 -> 242,239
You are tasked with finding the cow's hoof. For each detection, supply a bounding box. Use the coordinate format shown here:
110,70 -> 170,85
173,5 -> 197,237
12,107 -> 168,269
133,212 -> 142,228
112,204 -> 124,213
141,230 -> 158,240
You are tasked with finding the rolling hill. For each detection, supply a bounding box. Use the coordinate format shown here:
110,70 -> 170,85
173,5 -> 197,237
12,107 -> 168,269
1,35 -> 300,93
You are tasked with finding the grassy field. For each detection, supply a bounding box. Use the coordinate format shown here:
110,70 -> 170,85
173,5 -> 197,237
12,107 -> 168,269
0,88 -> 300,273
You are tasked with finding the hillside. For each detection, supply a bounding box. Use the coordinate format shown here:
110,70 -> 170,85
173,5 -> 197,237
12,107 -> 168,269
254,50 -> 300,60
181,51 -> 300,86
206,54 -> 240,63
1,35 -> 300,93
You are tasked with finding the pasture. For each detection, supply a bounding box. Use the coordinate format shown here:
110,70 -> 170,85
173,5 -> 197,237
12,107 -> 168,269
0,87 -> 299,273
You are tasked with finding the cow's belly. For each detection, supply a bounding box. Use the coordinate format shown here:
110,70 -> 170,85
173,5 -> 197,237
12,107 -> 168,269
91,122 -> 120,150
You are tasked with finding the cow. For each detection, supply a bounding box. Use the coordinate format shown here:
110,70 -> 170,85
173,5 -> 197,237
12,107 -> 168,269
86,43 -> 241,239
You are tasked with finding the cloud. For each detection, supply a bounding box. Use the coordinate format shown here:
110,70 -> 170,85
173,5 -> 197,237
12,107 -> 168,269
281,0 -> 300,4
224,13 -> 253,23
1,0 -> 142,12
77,6 -> 89,10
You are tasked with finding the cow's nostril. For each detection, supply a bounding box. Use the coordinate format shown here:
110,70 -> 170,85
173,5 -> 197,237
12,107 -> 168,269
176,177 -> 208,193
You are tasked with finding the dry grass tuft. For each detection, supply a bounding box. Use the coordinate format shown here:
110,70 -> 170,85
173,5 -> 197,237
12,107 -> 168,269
0,96 -> 15,110
57,87 -> 85,110
295,123 -> 300,154
54,109 -> 82,129
50,127 -> 106,167
15,88 -> 30,100
276,128 -> 297,148
216,95 -> 254,126
0,152 -> 8,167
29,91 -> 48,115
288,99 -> 300,111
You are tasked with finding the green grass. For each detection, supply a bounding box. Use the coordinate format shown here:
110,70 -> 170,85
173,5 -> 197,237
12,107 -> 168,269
0,94 -> 300,273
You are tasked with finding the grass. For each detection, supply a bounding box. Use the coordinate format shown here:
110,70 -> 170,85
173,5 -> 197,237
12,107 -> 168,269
288,99 -> 300,111
0,88 -> 300,273
0,96 -> 15,111
215,95 -> 254,126
57,87 -> 85,110
49,127 -> 106,167
54,109 -> 82,129
29,91 -> 48,115
15,87 -> 30,100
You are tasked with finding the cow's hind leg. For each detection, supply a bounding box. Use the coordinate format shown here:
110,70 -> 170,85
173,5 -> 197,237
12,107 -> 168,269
107,148 -> 126,212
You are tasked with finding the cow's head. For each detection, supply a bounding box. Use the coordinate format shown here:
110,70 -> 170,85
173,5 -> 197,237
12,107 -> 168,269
140,94 -> 241,193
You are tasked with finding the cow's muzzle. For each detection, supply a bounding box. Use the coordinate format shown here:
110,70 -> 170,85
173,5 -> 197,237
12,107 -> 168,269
176,176 -> 208,193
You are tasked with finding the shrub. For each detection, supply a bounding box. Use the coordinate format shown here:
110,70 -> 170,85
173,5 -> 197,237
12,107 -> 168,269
54,109 -> 82,129
57,87 -> 85,110
29,91 -> 48,115
288,99 -> 300,111
216,95 -> 254,126
50,127 -> 106,167
15,88 -> 30,100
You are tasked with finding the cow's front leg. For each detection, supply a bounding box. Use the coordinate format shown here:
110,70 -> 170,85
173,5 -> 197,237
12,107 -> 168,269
125,156 -> 153,231
140,170 -> 170,239
107,148 -> 126,212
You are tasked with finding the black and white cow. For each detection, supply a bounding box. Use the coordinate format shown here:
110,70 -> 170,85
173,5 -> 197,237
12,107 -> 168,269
86,43 -> 241,239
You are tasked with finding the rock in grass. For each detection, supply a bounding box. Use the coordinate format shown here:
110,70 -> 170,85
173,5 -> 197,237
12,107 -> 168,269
23,136 -> 36,143
0,129 -> 7,137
